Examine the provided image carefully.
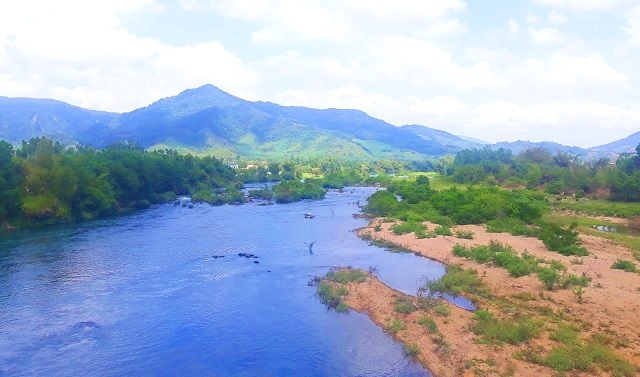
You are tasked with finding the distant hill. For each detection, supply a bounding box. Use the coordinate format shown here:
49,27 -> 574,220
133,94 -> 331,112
0,97 -> 117,145
589,131 -> 640,155
90,85 -> 445,159
491,140 -> 587,156
0,85 -> 638,161
401,124 -> 485,153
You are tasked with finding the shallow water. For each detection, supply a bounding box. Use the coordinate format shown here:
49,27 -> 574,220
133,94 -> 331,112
0,187 -> 468,376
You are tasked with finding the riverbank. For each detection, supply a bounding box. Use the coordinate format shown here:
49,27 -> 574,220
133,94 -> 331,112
339,218 -> 640,376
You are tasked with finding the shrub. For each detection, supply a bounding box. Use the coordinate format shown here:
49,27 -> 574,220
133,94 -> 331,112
454,229 -> 475,239
394,297 -> 417,314
486,217 -> 538,237
404,343 -> 421,357
472,310 -> 543,345
612,259 -> 637,273
317,282 -> 349,312
417,315 -> 439,334
539,222 -> 588,256
434,304 -> 452,317
326,267 -> 368,284
391,221 -> 425,235
537,267 -> 560,290
452,241 -> 538,278
434,225 -> 453,236
388,319 -> 406,334
425,265 -> 487,297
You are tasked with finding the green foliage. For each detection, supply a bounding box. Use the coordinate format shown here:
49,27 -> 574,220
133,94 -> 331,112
393,297 -> 417,314
325,267 -> 368,284
247,185 -> 273,200
433,304 -> 451,317
388,319 -> 406,334
417,315 -> 439,334
472,310 -> 543,345
425,264 -> 486,297
272,179 -> 325,203
611,259 -> 637,273
363,190 -> 400,217
537,267 -> 561,290
523,335 -> 639,376
539,222 -> 589,256
433,225 -> 452,236
403,343 -> 421,357
486,217 -> 538,237
454,229 -> 474,239
452,241 -> 539,278
390,221 -> 426,236
316,282 -> 349,313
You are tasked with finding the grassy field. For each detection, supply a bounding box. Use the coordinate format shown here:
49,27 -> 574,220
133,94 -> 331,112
551,198 -> 640,218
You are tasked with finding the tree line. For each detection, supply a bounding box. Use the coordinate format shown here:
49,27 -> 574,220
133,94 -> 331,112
0,137 -> 237,227
439,145 -> 640,201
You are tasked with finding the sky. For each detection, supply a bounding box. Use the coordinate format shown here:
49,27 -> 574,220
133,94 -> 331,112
1,0 -> 639,148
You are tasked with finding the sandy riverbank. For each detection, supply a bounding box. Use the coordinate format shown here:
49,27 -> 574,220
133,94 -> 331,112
337,219 -> 640,376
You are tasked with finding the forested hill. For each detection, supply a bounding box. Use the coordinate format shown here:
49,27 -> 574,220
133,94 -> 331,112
0,97 -> 117,145
0,85 -> 638,159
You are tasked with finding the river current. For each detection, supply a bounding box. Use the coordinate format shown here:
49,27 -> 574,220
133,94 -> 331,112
0,187 -> 459,376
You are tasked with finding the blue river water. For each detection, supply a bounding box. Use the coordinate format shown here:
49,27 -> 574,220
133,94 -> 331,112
0,187 -> 467,376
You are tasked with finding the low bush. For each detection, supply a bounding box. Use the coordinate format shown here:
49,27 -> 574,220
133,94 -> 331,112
454,229 -> 475,239
394,297 -> 417,314
434,225 -> 453,236
611,259 -> 637,273
472,310 -> 543,345
391,221 -> 425,236
452,241 -> 539,278
325,267 -> 368,284
486,217 -> 538,237
388,319 -> 406,334
425,265 -> 487,297
317,282 -> 349,312
417,315 -> 439,334
404,343 -> 421,357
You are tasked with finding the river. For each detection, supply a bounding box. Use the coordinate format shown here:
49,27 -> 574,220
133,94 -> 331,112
0,187 -> 462,376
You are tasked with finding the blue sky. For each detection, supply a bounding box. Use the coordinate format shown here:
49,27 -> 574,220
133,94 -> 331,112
1,0 -> 639,147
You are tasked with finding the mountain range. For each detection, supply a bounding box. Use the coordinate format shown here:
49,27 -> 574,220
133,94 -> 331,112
0,85 -> 637,160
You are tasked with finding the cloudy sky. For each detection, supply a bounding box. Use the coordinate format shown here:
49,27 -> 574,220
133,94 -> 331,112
1,0 -> 639,147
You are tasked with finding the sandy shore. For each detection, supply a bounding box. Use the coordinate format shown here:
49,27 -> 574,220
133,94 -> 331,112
339,219 -> 640,376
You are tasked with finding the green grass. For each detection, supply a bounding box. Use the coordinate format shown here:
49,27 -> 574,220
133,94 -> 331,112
552,198 -> 640,218
417,315 -> 439,334
325,267 -> 368,284
394,297 -> 417,314
454,229 -> 475,239
485,217 -> 538,237
317,282 -> 350,312
391,221 -> 426,236
452,241 -> 540,278
434,225 -> 453,236
472,309 -> 543,345
425,264 -> 488,297
611,259 -> 637,273
519,335 -> 639,376
388,319 -> 406,334
404,343 -> 421,357
434,304 -> 451,317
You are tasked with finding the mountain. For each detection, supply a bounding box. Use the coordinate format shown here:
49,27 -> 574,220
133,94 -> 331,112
400,125 -> 485,152
97,85 -> 445,159
0,97 -> 117,145
490,141 -> 587,156
0,85 -> 637,161
589,131 -> 640,155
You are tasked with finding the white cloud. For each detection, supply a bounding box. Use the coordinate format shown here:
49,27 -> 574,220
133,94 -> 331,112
519,54 -> 627,87
548,10 -> 567,24
531,0 -> 635,11
528,26 -> 569,44
509,19 -> 520,36
625,4 -> 640,42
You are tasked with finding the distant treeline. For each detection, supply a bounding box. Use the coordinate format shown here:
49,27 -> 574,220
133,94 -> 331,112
0,137 -> 238,227
438,145 -> 640,202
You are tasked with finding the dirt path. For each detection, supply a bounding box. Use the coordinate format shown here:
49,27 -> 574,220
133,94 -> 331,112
344,219 -> 640,376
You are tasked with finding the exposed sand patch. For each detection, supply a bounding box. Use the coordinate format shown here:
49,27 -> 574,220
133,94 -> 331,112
345,219 -> 640,376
